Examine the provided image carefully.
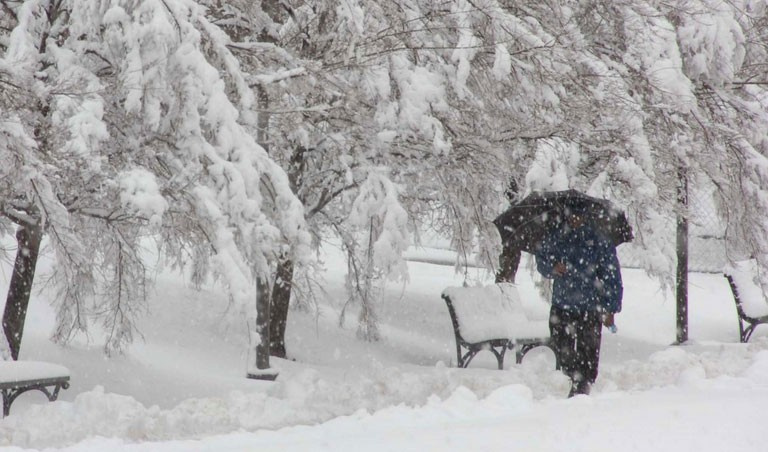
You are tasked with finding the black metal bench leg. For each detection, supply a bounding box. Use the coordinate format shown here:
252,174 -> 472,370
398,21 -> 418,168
513,342 -> 559,369
460,345 -> 511,369
490,346 -> 506,370
739,319 -> 748,343
515,343 -> 536,364
1,382 -> 69,417
744,323 -> 756,343
460,349 -> 480,368
50,384 -> 64,401
515,347 -> 524,365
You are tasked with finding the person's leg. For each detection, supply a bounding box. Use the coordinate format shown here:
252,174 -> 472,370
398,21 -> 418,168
549,307 -> 579,386
571,310 -> 603,395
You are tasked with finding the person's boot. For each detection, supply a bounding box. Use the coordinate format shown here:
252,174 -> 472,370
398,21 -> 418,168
568,380 -> 591,397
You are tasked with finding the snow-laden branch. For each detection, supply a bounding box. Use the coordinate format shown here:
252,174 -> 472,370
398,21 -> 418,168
0,202 -> 38,228
247,67 -> 306,86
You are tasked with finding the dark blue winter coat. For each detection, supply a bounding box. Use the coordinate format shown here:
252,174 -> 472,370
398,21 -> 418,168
535,222 -> 623,313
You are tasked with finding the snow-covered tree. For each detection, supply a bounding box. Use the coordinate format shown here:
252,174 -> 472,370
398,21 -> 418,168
572,0 -> 768,283
3,0 -> 766,358
341,170 -> 410,340
220,0 -> 623,350
207,0 -> 657,351
0,0 -> 308,357
670,0 -> 768,263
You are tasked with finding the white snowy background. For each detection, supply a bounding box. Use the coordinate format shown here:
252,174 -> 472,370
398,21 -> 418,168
1,242 -> 766,451
2,1 -> 768,451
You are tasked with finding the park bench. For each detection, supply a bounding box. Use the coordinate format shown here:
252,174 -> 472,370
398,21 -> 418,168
723,259 -> 768,343
0,361 -> 70,416
441,283 -> 554,369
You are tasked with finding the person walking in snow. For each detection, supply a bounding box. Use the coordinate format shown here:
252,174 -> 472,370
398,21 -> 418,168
534,202 -> 623,397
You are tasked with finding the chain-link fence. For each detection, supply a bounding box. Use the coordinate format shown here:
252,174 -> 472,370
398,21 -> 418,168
409,177 -> 728,275
618,179 -> 726,274
687,183 -> 726,273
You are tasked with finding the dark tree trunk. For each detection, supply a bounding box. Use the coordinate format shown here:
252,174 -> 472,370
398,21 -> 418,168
247,66 -> 276,379
269,258 -> 294,358
247,276 -> 277,380
267,142 -> 306,359
3,224 -> 42,361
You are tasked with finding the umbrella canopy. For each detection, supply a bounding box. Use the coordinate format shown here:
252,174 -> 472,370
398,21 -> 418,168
493,189 -> 633,254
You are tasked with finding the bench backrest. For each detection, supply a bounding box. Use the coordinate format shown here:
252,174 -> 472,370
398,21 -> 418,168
724,259 -> 768,319
442,284 -> 549,343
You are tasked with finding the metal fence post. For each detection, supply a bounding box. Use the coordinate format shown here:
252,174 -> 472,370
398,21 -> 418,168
675,167 -> 689,344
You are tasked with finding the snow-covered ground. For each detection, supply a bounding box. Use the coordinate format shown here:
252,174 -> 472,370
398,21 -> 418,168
1,244 -> 767,451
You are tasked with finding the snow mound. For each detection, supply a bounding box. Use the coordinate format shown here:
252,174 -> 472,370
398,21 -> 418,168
3,341 -> 768,449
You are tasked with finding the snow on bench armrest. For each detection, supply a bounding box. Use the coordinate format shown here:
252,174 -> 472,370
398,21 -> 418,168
0,361 -> 70,384
724,259 -> 768,318
442,284 -> 549,343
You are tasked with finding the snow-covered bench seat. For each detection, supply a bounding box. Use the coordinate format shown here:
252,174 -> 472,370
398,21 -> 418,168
441,284 -> 553,369
0,361 -> 70,416
724,259 -> 768,343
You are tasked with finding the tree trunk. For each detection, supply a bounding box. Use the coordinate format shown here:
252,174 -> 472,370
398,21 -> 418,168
269,257 -> 294,358
267,144 -> 306,358
247,276 -> 277,380
2,224 -> 42,361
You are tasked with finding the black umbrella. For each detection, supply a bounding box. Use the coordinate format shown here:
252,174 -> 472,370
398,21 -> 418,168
493,189 -> 633,254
